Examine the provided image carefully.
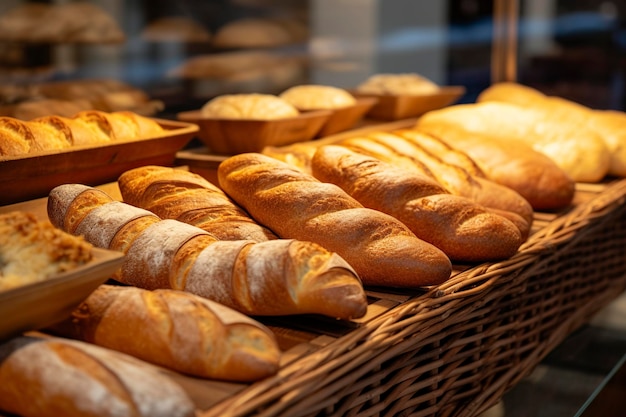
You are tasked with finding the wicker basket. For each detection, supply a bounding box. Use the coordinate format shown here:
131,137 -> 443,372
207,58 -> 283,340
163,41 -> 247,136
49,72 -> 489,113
199,178 -> 626,417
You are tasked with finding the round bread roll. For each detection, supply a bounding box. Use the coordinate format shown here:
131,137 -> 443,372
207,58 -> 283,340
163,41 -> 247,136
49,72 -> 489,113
356,73 -> 439,95
200,93 -> 299,120
280,84 -> 356,110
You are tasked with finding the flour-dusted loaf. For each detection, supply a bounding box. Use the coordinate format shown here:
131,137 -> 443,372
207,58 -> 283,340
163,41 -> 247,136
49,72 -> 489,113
415,121 -> 576,210
0,211 -> 92,292
49,284 -> 281,381
47,184 -> 367,319
478,81 -> 626,178
311,145 -> 524,262
217,152 -> 452,288
0,335 -> 195,417
418,101 -> 610,182
118,165 -> 277,242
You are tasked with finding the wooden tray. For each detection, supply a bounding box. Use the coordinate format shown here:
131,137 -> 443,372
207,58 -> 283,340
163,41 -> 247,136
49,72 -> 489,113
177,109 -> 331,155
0,247 -> 124,342
352,86 -> 466,120
0,119 -> 198,206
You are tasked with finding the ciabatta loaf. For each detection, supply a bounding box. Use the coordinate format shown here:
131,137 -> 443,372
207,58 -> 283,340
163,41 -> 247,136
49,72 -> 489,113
418,101 -> 610,182
48,184 -> 367,319
217,152 -> 452,288
49,284 -> 281,381
0,336 -> 195,417
118,165 -> 277,242
414,121 -> 576,210
311,145 -> 524,262
478,82 -> 626,177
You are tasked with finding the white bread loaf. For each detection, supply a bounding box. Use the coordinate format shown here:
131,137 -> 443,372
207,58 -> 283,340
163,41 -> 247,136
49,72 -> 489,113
418,101 -> 610,182
311,145 -> 524,262
49,284 -> 281,381
200,93 -> 299,120
217,152 -> 453,288
478,81 -> 626,177
118,165 -> 277,242
47,184 -> 368,320
0,335 -> 195,417
279,84 -> 356,110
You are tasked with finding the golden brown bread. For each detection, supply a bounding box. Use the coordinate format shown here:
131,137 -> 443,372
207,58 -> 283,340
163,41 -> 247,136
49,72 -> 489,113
118,165 -> 277,242
0,336 -> 195,417
49,284 -> 281,381
478,82 -> 626,177
311,145 -> 524,262
339,131 -> 534,236
414,121 -> 576,210
47,184 -> 367,319
217,152 -> 453,288
0,211 -> 93,292
418,101 -> 610,182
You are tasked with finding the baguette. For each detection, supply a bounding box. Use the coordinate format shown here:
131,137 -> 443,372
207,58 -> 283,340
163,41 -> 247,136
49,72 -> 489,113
49,284 -> 280,381
478,81 -> 626,177
48,184 -> 367,319
339,131 -> 533,237
414,121 -> 576,210
311,145 -> 523,261
0,335 -> 195,417
417,101 -> 610,182
118,165 -> 277,242
217,152 -> 452,288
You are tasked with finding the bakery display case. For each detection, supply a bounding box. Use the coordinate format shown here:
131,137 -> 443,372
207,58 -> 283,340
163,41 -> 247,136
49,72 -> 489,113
1,1 -> 626,417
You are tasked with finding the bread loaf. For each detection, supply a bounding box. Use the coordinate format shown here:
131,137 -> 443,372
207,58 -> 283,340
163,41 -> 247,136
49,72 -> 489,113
0,335 -> 195,417
279,84 -> 356,110
478,82 -> 626,177
217,153 -> 452,288
355,73 -> 439,95
48,184 -> 367,319
118,165 -> 277,242
339,131 -> 534,237
414,121 -> 576,210
311,145 -> 524,262
418,101 -> 610,182
200,93 -> 299,120
49,284 -> 280,381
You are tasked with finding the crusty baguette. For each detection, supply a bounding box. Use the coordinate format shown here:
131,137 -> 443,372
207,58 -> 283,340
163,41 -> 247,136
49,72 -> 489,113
478,81 -> 626,177
47,184 -> 367,319
0,335 -> 195,417
49,284 -> 280,381
217,152 -> 452,288
417,101 -> 610,182
118,165 -> 277,242
311,145 -> 524,262
414,121 -> 576,210
339,131 -> 533,237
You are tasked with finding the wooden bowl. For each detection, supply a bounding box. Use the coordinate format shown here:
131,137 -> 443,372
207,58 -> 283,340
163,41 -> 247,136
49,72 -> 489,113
313,97 -> 378,138
351,86 -> 466,121
177,110 -> 332,155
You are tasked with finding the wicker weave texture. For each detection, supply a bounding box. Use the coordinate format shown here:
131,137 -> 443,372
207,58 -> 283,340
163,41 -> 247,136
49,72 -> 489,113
202,179 -> 626,417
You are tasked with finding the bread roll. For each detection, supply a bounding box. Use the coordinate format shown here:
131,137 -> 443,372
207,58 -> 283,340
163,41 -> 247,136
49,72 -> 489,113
200,93 -> 299,120
0,336 -> 195,417
356,73 -> 439,95
118,165 -> 277,242
49,284 -> 281,381
478,82 -> 626,177
48,184 -> 368,319
279,85 -> 356,110
217,152 -> 452,288
418,101 -> 610,182
311,145 -> 524,262
212,17 -> 296,49
415,121 -> 576,210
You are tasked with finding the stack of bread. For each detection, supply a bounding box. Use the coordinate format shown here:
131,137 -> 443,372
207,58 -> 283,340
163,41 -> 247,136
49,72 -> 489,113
0,110 -> 164,157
